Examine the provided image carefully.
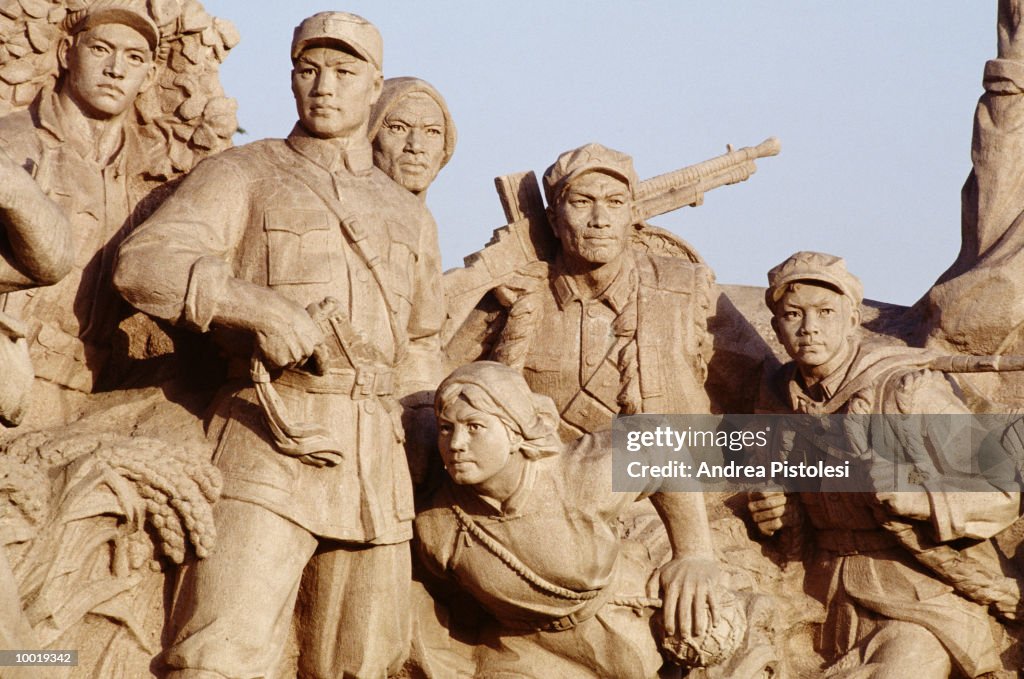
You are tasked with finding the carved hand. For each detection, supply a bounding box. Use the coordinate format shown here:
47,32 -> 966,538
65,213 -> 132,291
659,555 -> 722,639
747,489 -> 798,536
252,294 -> 325,369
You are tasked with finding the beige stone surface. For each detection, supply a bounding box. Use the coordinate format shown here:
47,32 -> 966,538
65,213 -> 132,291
4,4 -> 1024,679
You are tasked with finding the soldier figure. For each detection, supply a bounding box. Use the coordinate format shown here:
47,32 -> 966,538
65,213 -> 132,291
750,251 -> 1016,678
114,12 -> 443,679
0,1 -> 161,399
487,143 -> 714,440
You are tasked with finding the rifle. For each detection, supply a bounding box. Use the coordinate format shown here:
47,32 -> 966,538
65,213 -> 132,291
442,138 -> 781,341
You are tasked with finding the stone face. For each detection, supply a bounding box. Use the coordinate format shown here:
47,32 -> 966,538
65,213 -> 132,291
4,3 -> 1024,679
0,0 -> 237,418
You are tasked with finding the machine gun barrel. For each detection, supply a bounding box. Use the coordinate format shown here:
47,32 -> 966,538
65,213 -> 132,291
634,137 -> 781,219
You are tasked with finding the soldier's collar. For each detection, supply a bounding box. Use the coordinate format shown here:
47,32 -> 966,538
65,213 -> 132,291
788,344 -> 858,410
37,87 -> 129,167
552,251 -> 636,313
34,87 -> 65,141
286,124 -> 373,176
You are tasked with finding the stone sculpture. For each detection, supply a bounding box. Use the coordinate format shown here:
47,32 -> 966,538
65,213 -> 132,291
0,0 -> 237,420
415,361 -> 724,678
442,138 -> 781,418
0,3 -> 233,677
4,3 -> 1024,678
369,76 -> 456,200
919,0 -> 1024,367
0,149 -> 72,426
369,75 -> 456,483
446,143 -> 717,442
113,11 -> 444,678
0,1 -> 160,402
750,251 -> 1020,678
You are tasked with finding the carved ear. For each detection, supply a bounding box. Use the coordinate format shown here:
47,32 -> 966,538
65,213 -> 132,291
57,36 -> 72,73
546,206 -> 560,241
770,315 -> 781,342
847,300 -> 862,336
140,62 -> 158,95
368,70 -> 383,107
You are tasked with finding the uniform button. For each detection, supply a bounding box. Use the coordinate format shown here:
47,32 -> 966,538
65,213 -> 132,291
364,401 -> 377,414
357,270 -> 370,283
585,355 -> 597,367
586,307 -> 599,318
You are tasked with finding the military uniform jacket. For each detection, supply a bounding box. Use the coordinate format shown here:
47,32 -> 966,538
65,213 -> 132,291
0,88 -> 160,391
518,252 -> 712,440
761,341 -> 1018,677
115,127 -> 444,543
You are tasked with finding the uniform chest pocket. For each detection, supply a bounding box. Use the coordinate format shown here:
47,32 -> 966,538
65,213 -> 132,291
264,209 -> 332,285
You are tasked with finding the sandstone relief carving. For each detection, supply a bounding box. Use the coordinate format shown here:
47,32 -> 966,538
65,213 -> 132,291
114,11 -> 444,677
1,3 -> 1024,679
0,0 -> 236,423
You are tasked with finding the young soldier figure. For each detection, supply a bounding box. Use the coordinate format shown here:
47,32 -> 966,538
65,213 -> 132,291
114,12 -> 443,679
750,251 -> 1016,679
0,1 -> 159,397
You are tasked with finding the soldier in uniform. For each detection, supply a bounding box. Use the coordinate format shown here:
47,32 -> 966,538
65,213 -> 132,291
487,143 -> 714,441
749,252 -> 1017,678
0,1 -> 161,400
114,12 -> 443,679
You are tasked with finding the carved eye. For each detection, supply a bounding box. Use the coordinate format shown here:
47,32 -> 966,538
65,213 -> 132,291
468,422 -> 486,432
608,197 -> 626,207
438,422 -> 453,435
89,43 -> 110,56
820,308 -> 834,317
426,127 -> 443,137
126,52 -> 146,65
388,123 -> 407,134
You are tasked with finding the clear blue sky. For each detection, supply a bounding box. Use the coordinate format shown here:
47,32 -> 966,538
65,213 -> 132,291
201,1 -> 994,306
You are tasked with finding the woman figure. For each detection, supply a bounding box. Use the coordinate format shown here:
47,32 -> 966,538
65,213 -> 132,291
415,361 -> 722,678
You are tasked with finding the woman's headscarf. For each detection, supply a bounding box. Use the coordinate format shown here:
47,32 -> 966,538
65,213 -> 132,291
368,77 -> 457,170
435,362 -> 562,459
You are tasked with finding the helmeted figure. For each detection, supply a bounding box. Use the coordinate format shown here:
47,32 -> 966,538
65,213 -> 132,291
114,12 -> 443,679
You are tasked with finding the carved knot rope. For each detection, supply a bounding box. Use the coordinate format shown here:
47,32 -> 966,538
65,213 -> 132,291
451,503 -> 600,602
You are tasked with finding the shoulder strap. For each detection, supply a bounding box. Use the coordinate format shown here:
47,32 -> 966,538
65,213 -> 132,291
271,143 -> 407,363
